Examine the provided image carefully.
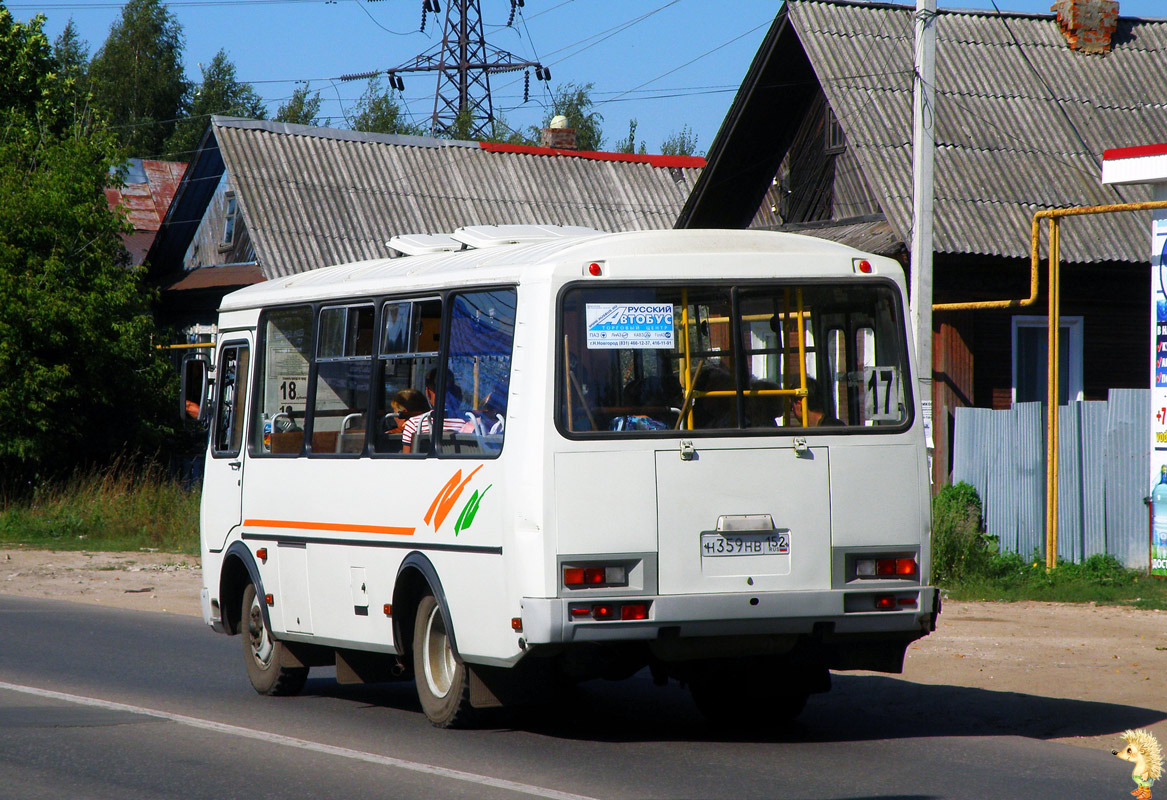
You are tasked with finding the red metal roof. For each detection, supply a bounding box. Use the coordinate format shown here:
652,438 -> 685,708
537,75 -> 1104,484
106,160 -> 187,233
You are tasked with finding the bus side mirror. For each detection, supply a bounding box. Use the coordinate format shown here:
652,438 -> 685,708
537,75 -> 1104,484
181,353 -> 211,424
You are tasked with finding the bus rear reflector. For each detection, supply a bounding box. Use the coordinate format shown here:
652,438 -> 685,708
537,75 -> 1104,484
620,604 -> 648,621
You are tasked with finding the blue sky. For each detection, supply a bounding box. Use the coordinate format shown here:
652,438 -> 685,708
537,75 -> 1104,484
18,0 -> 1167,158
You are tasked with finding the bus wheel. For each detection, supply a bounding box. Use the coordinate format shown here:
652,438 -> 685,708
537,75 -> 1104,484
242,583 -> 308,696
412,594 -> 473,728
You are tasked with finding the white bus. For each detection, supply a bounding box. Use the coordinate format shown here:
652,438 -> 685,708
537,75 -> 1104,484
195,226 -> 938,727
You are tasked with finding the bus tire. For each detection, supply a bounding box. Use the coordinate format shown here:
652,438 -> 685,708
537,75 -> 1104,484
412,594 -> 473,728
242,583 -> 309,696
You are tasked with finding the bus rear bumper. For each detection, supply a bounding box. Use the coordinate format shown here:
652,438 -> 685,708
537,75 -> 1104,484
520,586 -> 939,646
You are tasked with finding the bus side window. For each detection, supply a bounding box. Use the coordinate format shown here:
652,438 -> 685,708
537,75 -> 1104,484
440,289 -> 516,457
310,304 -> 374,455
253,306 -> 313,455
212,343 -> 249,457
374,298 -> 441,454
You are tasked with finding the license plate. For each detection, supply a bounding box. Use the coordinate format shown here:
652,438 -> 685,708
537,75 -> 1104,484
701,530 -> 790,557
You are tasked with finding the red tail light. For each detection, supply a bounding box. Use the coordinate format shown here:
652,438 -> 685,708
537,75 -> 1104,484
592,604 -> 616,620
896,558 -> 917,576
620,603 -> 648,621
874,595 -> 896,611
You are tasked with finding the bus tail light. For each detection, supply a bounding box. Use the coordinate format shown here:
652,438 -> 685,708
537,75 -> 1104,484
856,557 -> 918,578
568,601 -> 651,622
620,603 -> 648,621
562,564 -> 627,589
874,595 -> 896,610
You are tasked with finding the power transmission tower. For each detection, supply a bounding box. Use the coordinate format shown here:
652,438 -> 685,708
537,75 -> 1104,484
383,0 -> 552,139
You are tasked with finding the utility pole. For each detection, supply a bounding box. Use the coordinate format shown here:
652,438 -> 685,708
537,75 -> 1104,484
911,0 -> 937,478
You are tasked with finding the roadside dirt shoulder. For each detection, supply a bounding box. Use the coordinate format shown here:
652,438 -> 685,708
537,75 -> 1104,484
2,547 -> 1164,751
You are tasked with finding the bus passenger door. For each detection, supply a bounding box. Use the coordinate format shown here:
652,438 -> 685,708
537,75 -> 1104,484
202,337 -> 252,552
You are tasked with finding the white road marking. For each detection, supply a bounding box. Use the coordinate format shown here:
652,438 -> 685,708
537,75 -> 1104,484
0,680 -> 600,800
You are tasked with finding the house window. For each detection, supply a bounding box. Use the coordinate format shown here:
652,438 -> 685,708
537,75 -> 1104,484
825,107 -> 845,154
222,193 -> 238,248
1012,316 -> 1083,405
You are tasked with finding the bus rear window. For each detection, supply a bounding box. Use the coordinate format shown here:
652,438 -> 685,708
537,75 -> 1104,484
558,283 -> 910,435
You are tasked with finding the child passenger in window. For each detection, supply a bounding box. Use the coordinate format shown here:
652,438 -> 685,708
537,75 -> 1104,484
385,388 -> 429,436
402,369 -> 464,453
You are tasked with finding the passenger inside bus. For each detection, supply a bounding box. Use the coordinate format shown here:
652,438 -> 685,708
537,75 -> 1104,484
789,379 -> 844,427
385,387 -> 429,436
402,368 -> 463,453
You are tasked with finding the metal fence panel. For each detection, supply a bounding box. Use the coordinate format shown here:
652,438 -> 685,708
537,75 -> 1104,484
1057,407 -> 1082,563
952,390 -> 1149,566
1079,401 -> 1109,558
1107,389 -> 1150,568
1015,402 -> 1045,558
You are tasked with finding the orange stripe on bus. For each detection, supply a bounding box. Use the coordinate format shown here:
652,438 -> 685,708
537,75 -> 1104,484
243,519 -> 415,536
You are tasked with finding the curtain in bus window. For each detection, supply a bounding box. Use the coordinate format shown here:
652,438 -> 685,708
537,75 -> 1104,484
440,289 -> 517,456
255,306 -> 312,455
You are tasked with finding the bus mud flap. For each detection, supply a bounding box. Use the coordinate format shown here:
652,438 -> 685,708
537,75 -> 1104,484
468,662 -> 556,709
335,649 -> 397,684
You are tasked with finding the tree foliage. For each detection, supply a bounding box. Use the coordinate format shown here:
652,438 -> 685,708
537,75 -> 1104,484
614,118 -> 647,155
350,77 -> 425,136
166,49 -> 266,157
52,18 -> 91,128
660,123 -> 700,157
275,85 -> 322,126
539,82 -> 604,152
88,0 -> 187,156
0,10 -> 174,488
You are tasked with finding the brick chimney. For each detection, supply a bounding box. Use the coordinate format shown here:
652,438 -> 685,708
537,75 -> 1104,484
540,115 -> 577,150
1050,0 -> 1119,55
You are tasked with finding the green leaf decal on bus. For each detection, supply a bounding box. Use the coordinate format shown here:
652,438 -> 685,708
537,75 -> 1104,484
454,485 -> 491,536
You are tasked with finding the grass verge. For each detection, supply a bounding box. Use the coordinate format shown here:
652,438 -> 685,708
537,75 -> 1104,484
0,461 -> 200,554
934,482 -> 1167,610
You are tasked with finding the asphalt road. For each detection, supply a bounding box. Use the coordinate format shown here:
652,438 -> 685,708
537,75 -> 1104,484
1,595 -> 1159,800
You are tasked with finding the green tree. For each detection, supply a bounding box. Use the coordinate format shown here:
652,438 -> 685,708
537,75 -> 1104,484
275,85 -> 322,126
660,124 -> 700,157
0,10 -> 174,487
614,118 -> 647,155
350,76 -> 426,135
52,18 -> 91,128
537,82 -> 604,152
88,0 -> 187,156
166,49 -> 266,157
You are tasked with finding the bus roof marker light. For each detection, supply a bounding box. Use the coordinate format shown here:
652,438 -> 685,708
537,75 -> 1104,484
586,261 -> 604,277
854,258 -> 873,274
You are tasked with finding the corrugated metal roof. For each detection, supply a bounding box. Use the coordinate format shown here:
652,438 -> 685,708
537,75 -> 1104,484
787,0 -> 1167,264
106,159 -> 187,232
209,118 -> 702,280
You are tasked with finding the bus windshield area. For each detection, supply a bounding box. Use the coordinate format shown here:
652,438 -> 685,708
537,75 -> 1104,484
559,282 -> 911,434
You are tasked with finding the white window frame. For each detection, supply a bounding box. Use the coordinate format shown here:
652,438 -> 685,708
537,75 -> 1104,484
221,192 -> 238,249
1011,315 -> 1084,405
